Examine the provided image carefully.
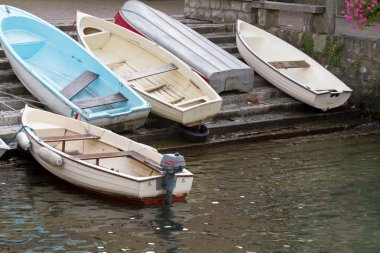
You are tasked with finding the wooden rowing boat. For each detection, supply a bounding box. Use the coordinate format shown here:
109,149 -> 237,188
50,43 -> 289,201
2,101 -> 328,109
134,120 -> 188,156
76,11 -> 222,127
236,20 -> 353,110
115,0 -> 254,94
0,5 -> 151,132
17,105 -> 193,205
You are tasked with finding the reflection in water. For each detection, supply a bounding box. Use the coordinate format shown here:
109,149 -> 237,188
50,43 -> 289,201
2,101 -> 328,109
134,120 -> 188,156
0,128 -> 379,252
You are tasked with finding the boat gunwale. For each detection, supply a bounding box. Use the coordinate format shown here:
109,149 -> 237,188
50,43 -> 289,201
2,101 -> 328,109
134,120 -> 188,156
23,126 -> 193,183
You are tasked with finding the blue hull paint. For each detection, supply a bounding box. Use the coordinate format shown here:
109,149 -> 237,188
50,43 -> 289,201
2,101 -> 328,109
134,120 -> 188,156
0,5 -> 150,131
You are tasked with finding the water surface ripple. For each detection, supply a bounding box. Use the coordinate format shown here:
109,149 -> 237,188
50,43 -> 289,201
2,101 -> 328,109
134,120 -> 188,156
0,129 -> 379,252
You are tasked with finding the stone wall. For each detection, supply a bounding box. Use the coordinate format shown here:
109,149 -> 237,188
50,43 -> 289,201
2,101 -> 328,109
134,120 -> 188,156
183,0 -> 380,115
268,28 -> 380,113
269,0 -> 325,4
184,0 -> 253,23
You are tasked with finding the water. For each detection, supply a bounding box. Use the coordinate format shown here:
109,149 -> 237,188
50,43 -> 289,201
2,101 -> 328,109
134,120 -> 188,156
1,128 -> 379,253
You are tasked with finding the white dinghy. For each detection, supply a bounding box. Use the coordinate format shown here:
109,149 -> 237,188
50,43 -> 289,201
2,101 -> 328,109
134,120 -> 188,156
236,20 -> 352,110
115,0 -> 254,94
0,138 -> 10,158
76,11 -> 222,129
17,105 -> 193,205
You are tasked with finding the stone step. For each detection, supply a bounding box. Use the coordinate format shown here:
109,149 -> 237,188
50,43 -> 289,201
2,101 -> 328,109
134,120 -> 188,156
0,58 -> 11,70
219,43 -> 239,54
206,107 -> 362,139
126,106 -> 364,149
0,95 -> 39,111
0,110 -> 22,127
178,18 -> 211,25
221,86 -> 288,105
187,23 -> 228,34
0,69 -> 18,82
253,74 -> 273,88
0,82 -> 31,96
216,97 -> 305,120
0,48 -> 5,58
204,32 -> 236,44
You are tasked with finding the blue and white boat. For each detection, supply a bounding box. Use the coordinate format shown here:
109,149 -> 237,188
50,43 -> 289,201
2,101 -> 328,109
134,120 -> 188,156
0,5 -> 151,132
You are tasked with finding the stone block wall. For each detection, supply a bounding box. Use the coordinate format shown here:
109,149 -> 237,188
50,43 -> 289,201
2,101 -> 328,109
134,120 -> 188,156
183,0 -> 380,114
184,0 -> 253,23
269,0 -> 325,4
266,28 -> 380,113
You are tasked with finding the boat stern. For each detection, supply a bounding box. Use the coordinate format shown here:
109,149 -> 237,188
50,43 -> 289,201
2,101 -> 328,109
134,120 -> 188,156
314,90 -> 353,111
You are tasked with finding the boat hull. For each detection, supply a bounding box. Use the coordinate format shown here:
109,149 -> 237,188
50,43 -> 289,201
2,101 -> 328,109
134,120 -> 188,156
236,20 -> 352,110
0,5 -> 151,132
77,12 -> 222,127
3,47 -> 148,131
115,1 -> 254,94
21,106 -> 193,204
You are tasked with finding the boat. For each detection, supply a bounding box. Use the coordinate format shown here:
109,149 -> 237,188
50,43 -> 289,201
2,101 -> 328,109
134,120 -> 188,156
0,5 -> 151,132
236,20 -> 353,111
115,0 -> 254,94
16,105 -> 193,205
0,138 -> 10,158
76,11 -> 222,128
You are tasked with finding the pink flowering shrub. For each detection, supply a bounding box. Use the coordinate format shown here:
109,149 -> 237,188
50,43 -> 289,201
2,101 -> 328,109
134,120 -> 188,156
340,0 -> 380,31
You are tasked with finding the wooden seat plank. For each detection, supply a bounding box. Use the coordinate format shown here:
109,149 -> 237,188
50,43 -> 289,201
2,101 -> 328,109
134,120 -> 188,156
169,96 -> 186,104
73,150 -> 162,170
73,92 -> 128,109
269,60 -> 310,69
74,150 -> 130,160
144,83 -> 167,92
123,63 -> 178,81
41,134 -> 99,142
61,71 -> 99,99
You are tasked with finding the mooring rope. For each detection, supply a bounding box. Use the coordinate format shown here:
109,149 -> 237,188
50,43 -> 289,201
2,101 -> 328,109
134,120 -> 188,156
5,125 -> 35,145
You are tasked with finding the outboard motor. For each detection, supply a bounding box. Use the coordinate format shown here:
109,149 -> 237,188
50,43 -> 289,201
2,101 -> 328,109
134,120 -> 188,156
160,153 -> 186,205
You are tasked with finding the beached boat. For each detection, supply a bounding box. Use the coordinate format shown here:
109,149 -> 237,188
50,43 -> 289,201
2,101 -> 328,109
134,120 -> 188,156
0,5 -> 150,132
16,105 -> 193,205
115,0 -> 254,94
236,20 -> 352,110
0,138 -> 10,158
76,11 -> 222,128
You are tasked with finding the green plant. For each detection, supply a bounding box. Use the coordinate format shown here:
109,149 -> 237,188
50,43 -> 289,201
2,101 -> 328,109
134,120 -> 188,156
352,57 -> 362,74
322,40 -> 345,67
301,34 -> 314,56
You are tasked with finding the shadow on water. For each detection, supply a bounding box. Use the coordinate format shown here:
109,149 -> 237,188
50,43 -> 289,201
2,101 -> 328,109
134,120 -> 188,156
0,128 -> 380,252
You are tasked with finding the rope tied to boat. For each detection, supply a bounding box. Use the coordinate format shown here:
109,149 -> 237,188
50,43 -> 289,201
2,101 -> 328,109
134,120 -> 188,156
6,125 -> 35,145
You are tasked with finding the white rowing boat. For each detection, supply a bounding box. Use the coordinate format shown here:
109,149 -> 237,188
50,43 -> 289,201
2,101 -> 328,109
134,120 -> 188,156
76,11 -> 222,127
0,138 -> 10,158
115,0 -> 254,94
236,20 -> 352,110
17,105 -> 193,205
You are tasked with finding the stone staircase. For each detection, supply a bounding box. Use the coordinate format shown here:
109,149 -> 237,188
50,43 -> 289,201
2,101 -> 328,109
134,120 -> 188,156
0,17 -> 371,148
